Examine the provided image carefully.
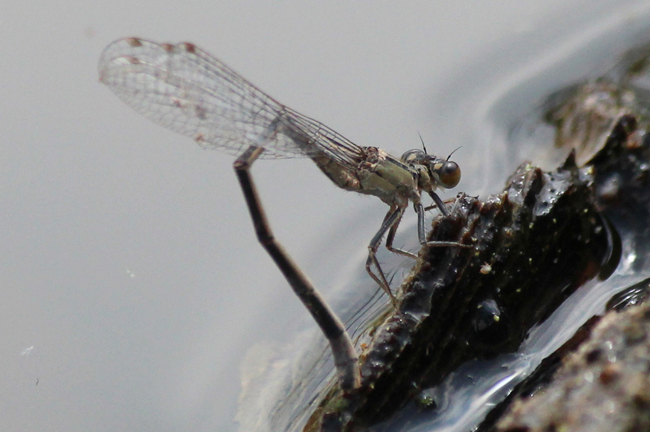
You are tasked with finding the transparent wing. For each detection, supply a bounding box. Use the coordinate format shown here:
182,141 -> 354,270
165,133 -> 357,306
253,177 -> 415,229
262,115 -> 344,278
98,37 -> 366,164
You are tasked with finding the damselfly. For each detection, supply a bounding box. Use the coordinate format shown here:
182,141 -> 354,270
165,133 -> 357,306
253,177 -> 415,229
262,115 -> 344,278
98,38 -> 464,391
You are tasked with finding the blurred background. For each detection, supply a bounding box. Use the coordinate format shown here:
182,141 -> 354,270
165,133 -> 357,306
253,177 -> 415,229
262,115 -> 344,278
3,1 -> 650,431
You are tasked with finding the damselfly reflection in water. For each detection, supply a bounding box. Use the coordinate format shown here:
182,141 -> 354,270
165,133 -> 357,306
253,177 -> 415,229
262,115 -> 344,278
98,37 -> 465,391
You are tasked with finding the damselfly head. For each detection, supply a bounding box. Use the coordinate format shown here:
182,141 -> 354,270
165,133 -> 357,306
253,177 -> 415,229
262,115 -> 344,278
430,157 -> 461,189
401,149 -> 461,189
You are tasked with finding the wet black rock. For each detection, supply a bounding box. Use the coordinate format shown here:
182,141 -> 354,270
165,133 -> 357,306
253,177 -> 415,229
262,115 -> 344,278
308,155 -> 617,431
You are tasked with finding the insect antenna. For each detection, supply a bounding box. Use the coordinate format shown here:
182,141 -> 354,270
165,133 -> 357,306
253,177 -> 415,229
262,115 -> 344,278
447,146 -> 462,161
417,132 -> 429,154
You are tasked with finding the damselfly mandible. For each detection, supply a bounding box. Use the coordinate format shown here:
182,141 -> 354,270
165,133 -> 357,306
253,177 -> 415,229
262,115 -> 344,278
98,37 -> 464,391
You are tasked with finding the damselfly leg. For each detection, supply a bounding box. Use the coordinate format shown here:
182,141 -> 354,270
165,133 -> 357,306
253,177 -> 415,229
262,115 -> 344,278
367,197 -> 470,307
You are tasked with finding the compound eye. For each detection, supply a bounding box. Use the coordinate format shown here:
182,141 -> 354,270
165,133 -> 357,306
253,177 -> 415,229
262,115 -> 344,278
401,149 -> 426,164
437,161 -> 461,188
